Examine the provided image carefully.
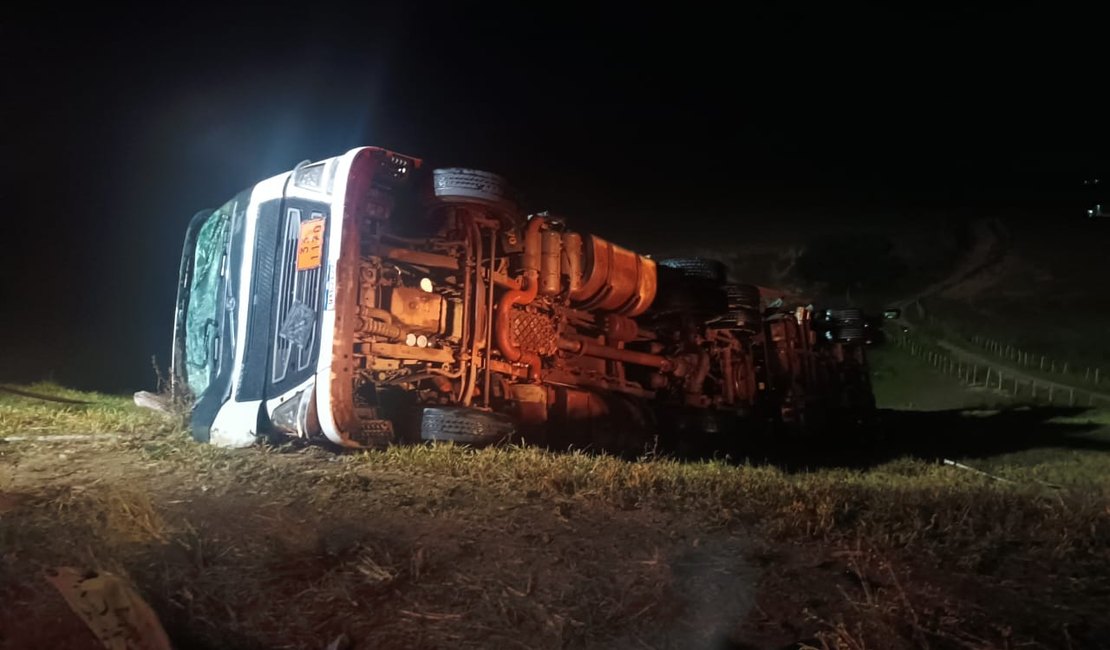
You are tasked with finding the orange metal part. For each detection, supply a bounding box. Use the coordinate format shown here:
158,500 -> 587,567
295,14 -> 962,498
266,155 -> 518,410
568,235 -> 656,316
495,216 -> 545,381
388,286 -> 443,332
556,337 -> 674,371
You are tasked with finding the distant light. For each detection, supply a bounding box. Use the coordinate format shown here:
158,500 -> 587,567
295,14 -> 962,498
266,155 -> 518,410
416,334 -> 429,348
405,333 -> 417,346
420,277 -> 434,293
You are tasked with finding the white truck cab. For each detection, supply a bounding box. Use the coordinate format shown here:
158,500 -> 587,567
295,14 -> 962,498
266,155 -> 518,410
171,147 -> 420,447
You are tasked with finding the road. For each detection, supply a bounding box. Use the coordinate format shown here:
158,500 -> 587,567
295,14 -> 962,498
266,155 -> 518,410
935,339 -> 1110,407
888,218 -> 1110,407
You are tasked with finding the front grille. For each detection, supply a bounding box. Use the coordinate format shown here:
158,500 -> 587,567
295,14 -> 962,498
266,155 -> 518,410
273,207 -> 324,384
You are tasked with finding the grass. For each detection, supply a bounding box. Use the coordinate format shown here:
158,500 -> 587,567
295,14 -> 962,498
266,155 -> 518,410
192,441 -> 1110,647
868,343 -> 1015,411
2,374 -> 1109,648
0,382 -> 180,438
910,217 -> 1110,379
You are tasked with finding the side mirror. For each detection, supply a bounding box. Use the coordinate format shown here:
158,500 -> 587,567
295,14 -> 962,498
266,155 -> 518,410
882,308 -> 901,320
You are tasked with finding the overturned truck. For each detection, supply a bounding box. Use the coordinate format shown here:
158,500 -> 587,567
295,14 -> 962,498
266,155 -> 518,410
172,146 -> 875,449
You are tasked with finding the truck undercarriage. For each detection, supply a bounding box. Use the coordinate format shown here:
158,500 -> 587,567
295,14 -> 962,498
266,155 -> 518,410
174,147 -> 876,450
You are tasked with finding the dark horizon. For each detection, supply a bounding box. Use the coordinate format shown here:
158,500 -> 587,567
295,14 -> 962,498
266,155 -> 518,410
3,4 -> 1107,392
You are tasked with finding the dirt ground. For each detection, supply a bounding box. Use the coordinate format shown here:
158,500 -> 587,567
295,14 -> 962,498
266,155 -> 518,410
3,368 -> 1109,649
0,437 -> 765,650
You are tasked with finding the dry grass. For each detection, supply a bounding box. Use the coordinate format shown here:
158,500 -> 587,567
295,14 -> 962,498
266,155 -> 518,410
2,381 -> 1109,648
339,443 -> 1110,555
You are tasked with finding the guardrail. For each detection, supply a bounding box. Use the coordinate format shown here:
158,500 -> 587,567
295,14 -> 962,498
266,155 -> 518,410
967,334 -> 1103,385
891,332 -> 1110,408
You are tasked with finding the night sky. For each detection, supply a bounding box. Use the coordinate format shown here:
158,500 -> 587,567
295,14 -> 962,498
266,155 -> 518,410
2,4 -> 1105,391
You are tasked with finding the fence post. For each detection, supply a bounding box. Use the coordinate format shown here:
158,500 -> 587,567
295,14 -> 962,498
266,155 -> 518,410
1041,356 -> 1046,370
1070,388 -> 1075,406
985,367 -> 992,387
1063,362 -> 1069,375
1096,368 -> 1101,384
1049,385 -> 1055,404
1086,368 -> 1091,382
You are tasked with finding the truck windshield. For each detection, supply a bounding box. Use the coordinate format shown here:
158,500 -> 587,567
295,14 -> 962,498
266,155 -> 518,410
182,200 -> 234,396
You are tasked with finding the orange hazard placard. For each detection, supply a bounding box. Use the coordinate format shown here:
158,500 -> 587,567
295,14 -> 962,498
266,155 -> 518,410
296,218 -> 325,270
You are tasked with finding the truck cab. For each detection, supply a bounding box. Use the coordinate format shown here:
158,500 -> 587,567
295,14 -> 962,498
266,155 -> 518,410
172,147 -> 419,447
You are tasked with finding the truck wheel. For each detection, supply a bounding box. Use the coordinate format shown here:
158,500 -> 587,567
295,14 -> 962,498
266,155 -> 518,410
724,283 -> 761,310
430,168 -> 517,214
723,307 -> 763,330
657,257 -> 729,283
420,406 -> 515,446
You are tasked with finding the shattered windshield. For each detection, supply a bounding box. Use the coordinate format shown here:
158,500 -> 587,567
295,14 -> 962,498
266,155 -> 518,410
183,199 -> 235,396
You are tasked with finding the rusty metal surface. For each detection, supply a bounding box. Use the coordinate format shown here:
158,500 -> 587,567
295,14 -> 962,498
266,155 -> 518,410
603,314 -> 639,343
327,152 -> 875,447
569,235 -> 656,315
557,337 -> 673,371
540,229 -> 562,296
569,234 -> 608,303
510,308 -> 559,356
562,232 -> 584,295
630,256 -> 657,317
370,342 -> 455,364
389,286 -> 444,332
371,245 -> 460,270
494,216 -> 545,380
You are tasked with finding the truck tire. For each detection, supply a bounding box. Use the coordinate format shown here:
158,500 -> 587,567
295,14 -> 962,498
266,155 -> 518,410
430,168 -> 516,213
657,258 -> 729,284
724,284 -> 761,310
723,307 -> 762,330
655,284 -> 728,316
420,406 -> 515,446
